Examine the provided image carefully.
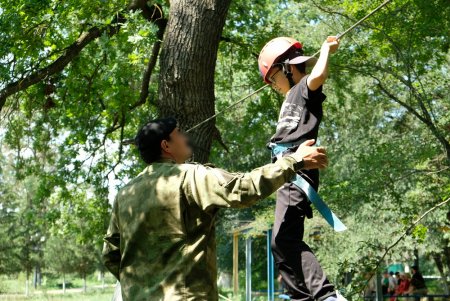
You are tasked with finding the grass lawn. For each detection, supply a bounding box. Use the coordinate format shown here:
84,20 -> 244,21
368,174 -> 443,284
0,289 -> 115,301
0,273 -> 117,300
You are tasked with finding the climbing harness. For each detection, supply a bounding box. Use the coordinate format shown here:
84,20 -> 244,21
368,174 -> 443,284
186,0 -> 394,133
270,142 -> 347,232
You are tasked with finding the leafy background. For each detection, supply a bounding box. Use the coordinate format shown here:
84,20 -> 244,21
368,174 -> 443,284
0,0 -> 449,299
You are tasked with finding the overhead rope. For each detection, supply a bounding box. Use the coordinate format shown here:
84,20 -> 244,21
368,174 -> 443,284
186,0 -> 394,133
186,84 -> 269,133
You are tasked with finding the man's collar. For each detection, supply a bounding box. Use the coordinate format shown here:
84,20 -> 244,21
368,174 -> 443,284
154,158 -> 177,164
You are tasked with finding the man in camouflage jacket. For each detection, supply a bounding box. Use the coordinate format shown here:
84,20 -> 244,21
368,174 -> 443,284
102,117 -> 328,301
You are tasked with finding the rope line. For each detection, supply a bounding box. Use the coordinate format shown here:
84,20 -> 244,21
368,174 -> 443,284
186,84 -> 269,133
186,0 -> 394,133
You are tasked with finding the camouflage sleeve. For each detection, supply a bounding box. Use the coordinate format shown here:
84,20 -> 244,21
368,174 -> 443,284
182,156 -> 298,211
102,196 -> 121,280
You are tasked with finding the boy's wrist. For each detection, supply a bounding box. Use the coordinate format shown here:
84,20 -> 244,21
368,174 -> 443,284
320,45 -> 330,56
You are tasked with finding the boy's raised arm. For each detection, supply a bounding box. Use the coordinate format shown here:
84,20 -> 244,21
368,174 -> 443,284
307,36 -> 339,91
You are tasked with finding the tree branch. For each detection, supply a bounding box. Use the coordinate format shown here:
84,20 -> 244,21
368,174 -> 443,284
220,36 -> 259,58
375,80 -> 429,124
360,197 -> 450,296
99,4 -> 168,146
0,2 -> 167,114
376,197 -> 449,269
106,110 -> 126,178
0,15 -> 125,114
132,4 -> 167,110
212,125 -> 229,152
334,63 -> 450,163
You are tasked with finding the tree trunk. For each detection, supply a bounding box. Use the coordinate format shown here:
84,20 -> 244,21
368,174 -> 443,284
433,253 -> 449,295
33,264 -> 41,288
158,0 -> 232,163
444,245 -> 450,289
101,271 -> 105,289
83,273 -> 87,293
63,273 -> 66,294
25,270 -> 29,296
413,248 -> 419,269
34,266 -> 37,289
443,139 -> 450,164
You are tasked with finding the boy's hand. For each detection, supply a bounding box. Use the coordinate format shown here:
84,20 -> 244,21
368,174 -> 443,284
321,36 -> 340,54
291,139 -> 328,170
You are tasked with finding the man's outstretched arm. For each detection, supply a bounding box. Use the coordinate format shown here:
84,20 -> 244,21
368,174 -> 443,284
183,140 -> 327,211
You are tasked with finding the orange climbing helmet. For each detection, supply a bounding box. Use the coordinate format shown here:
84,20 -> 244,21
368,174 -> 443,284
258,37 -> 316,84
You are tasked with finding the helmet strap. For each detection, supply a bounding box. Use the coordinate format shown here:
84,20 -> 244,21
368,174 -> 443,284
282,63 -> 296,88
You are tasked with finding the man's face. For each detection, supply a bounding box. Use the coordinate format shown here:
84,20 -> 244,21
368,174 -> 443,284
163,128 -> 192,163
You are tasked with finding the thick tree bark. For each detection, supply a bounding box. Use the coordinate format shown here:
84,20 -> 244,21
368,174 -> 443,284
158,0 -> 232,163
433,253 -> 450,295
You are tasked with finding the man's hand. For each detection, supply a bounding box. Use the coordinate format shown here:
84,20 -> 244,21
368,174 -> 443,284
290,139 -> 328,170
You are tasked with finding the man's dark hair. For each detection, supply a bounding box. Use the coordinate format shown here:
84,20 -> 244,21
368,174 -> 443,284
138,133 -> 171,164
135,117 -> 177,164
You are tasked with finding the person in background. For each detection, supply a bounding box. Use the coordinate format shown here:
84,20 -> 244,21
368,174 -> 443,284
395,272 -> 402,287
407,266 -> 427,299
382,271 -> 390,296
388,271 -> 397,295
278,273 -> 286,293
403,273 -> 413,301
391,273 -> 410,301
398,273 -> 411,295
363,272 -> 376,299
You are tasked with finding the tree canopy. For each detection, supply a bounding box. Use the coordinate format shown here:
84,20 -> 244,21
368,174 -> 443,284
0,0 -> 449,298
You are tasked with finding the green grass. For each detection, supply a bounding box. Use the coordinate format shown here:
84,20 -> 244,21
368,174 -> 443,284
0,289 -> 115,301
0,273 -> 117,300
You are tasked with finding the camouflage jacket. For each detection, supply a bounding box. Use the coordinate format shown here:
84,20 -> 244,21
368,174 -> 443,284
102,156 -> 299,301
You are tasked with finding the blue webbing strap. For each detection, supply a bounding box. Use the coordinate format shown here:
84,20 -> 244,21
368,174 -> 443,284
271,143 -> 347,232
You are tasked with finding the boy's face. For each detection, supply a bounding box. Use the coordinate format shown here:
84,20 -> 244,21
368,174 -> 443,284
268,65 -> 304,95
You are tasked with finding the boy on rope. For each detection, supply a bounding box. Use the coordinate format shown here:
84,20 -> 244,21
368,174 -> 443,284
258,36 -> 346,301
